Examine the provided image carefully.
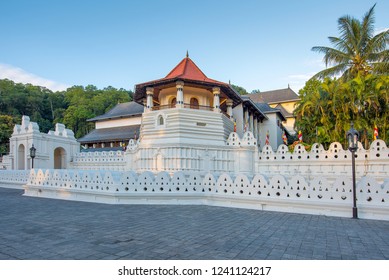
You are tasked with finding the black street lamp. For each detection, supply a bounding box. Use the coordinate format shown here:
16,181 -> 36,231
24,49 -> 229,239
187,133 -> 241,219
347,123 -> 359,219
30,144 -> 36,169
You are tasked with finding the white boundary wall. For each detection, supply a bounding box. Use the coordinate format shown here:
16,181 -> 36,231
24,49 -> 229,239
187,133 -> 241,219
71,132 -> 258,175
257,140 -> 389,182
1,138 -> 388,221
70,138 -> 389,182
1,168 -> 388,221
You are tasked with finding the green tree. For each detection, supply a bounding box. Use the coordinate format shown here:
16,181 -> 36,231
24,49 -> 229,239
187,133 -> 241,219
62,85 -> 132,138
0,79 -> 65,133
295,74 -> 389,148
231,84 -> 248,95
0,115 -> 19,155
294,78 -> 334,146
312,4 -> 389,80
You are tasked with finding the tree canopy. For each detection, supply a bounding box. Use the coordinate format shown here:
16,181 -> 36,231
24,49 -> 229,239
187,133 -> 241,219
295,74 -> 389,148
231,84 -> 248,95
0,79 -> 132,153
296,5 -> 389,148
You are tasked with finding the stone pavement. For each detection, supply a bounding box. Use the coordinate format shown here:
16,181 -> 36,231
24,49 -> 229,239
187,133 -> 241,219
0,187 -> 388,260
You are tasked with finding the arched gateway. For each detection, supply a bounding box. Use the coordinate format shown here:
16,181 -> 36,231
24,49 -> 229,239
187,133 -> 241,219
54,147 -> 67,169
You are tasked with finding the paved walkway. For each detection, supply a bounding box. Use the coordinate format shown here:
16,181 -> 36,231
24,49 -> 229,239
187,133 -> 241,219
0,187 -> 388,260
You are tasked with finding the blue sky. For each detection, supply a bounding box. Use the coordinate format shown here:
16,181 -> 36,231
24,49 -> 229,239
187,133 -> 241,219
0,0 -> 388,93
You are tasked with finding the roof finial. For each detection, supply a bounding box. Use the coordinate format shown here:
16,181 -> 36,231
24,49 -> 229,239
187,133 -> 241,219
288,83 -> 290,89
186,50 -> 189,58
229,79 -> 231,85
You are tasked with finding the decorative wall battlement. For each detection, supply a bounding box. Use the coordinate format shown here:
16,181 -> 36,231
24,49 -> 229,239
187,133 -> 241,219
13,116 -> 40,134
226,131 -> 257,147
71,150 -> 126,171
47,123 -> 76,138
3,168 -> 384,220
257,140 -> 389,181
70,139 -> 388,179
0,170 -> 30,188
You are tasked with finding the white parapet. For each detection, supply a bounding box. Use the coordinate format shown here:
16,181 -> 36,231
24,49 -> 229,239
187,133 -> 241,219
1,168 -> 383,221
257,140 -> 389,181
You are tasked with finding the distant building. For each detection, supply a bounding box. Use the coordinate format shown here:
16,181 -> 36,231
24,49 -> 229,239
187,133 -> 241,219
248,86 -> 300,134
78,102 -> 143,151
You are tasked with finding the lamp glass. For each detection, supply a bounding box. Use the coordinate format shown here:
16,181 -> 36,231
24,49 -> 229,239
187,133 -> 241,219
30,145 -> 36,158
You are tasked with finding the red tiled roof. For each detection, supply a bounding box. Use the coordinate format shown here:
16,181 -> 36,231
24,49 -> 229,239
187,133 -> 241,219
164,57 -> 224,84
134,55 -> 241,107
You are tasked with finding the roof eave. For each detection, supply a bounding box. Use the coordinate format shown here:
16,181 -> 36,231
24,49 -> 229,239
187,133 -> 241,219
134,78 -> 242,107
87,113 -> 143,122
267,98 -> 300,104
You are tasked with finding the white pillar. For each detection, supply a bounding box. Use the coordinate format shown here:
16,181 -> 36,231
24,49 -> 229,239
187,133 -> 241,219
249,113 -> 254,132
226,99 -> 233,119
244,109 -> 249,131
142,99 -> 147,113
256,120 -> 261,146
176,81 -> 184,108
213,87 -> 220,112
146,87 -> 154,112
254,117 -> 258,139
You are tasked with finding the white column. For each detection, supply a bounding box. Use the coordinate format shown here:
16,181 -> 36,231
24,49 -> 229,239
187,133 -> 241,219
213,87 -> 220,112
254,117 -> 258,139
176,81 -> 184,108
226,99 -> 233,119
142,99 -> 147,113
256,120 -> 261,146
249,113 -> 254,133
244,109 -> 249,131
146,87 -> 154,112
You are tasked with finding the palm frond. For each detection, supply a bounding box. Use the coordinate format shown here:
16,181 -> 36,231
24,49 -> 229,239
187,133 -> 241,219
312,4 -> 387,80
310,64 -> 349,80
312,46 -> 349,66
338,16 -> 359,50
370,62 -> 389,75
361,4 -> 376,38
328,36 -> 353,53
365,29 -> 389,54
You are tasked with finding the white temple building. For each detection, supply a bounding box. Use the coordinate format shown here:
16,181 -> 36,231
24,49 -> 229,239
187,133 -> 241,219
2,54 -> 289,173
1,54 -> 389,221
81,54 -> 288,151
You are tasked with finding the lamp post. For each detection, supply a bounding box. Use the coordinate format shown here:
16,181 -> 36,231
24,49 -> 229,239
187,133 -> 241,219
346,123 -> 359,219
30,144 -> 36,169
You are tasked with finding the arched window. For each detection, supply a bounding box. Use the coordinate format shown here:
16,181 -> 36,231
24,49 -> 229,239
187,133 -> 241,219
158,115 -> 164,125
190,97 -> 199,109
171,98 -> 176,108
17,144 -> 25,170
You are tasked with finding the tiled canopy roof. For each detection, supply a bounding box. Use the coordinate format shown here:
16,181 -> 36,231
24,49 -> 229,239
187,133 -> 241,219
275,104 -> 294,118
88,102 -> 144,122
249,87 -> 300,104
134,55 -> 242,107
255,102 -> 286,121
164,56 -> 223,84
78,125 -> 140,144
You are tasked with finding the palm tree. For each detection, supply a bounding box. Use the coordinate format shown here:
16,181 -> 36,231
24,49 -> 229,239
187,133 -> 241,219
311,4 -> 389,80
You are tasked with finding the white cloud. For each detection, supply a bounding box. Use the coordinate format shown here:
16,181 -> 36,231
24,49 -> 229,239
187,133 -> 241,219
374,27 -> 389,35
287,72 -> 317,92
0,63 -> 69,92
